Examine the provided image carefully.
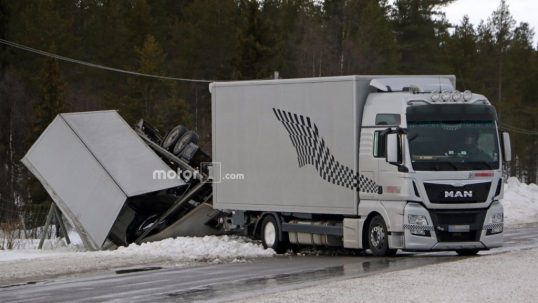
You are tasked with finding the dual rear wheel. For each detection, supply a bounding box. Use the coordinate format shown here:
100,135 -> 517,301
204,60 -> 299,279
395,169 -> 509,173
161,125 -> 199,156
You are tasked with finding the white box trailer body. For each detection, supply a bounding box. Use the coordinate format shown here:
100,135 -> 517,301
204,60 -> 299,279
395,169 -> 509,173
22,111 -> 184,250
212,76 -> 369,215
211,75 -> 509,256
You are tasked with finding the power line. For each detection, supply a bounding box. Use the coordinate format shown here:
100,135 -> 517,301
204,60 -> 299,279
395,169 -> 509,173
0,38 -> 212,83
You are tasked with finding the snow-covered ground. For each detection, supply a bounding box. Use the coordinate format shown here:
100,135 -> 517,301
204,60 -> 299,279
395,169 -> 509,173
0,235 -> 273,283
239,247 -> 538,303
502,177 -> 538,225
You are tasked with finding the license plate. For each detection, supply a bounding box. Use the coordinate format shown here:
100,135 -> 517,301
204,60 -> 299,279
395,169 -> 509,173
448,225 -> 470,232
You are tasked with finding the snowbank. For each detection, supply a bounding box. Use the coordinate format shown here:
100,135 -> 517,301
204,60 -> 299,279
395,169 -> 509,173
0,235 -> 273,283
239,247 -> 538,303
502,177 -> 538,225
108,235 -> 274,262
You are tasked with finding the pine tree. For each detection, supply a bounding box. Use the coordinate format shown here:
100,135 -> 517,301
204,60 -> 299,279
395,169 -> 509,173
22,44 -> 67,219
322,0 -> 348,75
446,16 -> 479,90
235,0 -> 275,79
126,0 -> 152,51
488,0 -> 515,104
171,0 -> 240,80
474,20 -> 497,100
390,0 -> 455,73
259,0 -> 306,77
340,0 -> 400,74
0,0 -> 12,219
502,22 -> 537,182
32,45 -> 66,139
119,34 -> 166,124
291,1 -> 331,77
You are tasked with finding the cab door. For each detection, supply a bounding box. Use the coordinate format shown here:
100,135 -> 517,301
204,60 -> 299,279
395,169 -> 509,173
374,114 -> 405,200
358,128 -> 378,200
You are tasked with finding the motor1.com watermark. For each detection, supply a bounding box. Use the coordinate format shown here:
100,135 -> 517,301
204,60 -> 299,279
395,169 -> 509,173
152,162 -> 244,183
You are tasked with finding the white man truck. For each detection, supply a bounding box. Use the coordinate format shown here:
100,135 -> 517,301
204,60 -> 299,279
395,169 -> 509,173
210,75 -> 511,256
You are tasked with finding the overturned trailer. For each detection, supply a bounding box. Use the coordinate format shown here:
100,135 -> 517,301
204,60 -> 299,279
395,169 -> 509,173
22,110 -> 220,250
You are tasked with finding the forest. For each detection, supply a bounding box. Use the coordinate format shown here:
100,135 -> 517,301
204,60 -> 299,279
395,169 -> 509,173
0,0 -> 537,227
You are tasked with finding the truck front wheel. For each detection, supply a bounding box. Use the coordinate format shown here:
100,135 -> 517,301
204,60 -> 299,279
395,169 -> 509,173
367,215 -> 397,256
260,216 -> 288,254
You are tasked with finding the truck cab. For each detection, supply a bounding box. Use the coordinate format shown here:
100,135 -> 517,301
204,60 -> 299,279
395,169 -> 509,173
358,78 -> 510,255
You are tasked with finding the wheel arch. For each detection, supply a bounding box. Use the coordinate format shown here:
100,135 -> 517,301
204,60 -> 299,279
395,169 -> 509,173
362,211 -> 383,249
358,200 -> 393,249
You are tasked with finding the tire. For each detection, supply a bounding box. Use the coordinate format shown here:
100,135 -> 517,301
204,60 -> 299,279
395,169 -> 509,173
367,215 -> 397,256
173,131 -> 199,156
260,216 -> 288,254
456,249 -> 479,256
162,125 -> 187,150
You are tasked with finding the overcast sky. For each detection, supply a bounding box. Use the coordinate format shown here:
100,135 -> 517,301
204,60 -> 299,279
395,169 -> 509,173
443,0 -> 538,44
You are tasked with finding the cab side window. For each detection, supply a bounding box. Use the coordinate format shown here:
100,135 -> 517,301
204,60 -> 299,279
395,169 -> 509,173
375,114 -> 400,126
373,131 -> 386,158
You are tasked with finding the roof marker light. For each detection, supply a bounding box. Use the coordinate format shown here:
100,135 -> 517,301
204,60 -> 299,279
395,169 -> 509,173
463,90 -> 473,102
441,91 -> 451,102
431,93 -> 440,102
452,91 -> 462,102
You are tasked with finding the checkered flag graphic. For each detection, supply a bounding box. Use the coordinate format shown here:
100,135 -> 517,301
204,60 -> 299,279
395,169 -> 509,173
273,108 -> 379,193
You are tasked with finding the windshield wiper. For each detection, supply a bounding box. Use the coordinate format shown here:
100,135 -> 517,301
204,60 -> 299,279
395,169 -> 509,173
408,132 -> 418,142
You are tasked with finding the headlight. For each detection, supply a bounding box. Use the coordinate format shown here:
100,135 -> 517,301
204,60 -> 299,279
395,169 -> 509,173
491,213 -> 503,224
408,215 -> 428,225
486,212 -> 504,235
407,215 -> 430,236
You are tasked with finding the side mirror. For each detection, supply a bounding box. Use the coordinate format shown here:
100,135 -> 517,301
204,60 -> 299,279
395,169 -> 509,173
502,132 -> 512,162
386,133 -> 400,164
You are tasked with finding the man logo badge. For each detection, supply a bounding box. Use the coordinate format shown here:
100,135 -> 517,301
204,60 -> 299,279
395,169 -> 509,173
445,190 -> 473,198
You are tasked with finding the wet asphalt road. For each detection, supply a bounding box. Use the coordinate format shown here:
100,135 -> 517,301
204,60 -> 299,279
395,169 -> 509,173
2,225 -> 538,303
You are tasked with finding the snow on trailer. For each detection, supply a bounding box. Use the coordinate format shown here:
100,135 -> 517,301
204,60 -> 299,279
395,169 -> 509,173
22,110 -> 220,250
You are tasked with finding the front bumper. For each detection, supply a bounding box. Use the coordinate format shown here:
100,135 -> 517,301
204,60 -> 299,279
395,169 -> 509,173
402,202 -> 503,251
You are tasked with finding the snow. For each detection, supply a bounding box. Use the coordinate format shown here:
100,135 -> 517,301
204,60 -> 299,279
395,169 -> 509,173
502,177 -> 538,225
239,247 -> 538,303
0,235 -> 273,284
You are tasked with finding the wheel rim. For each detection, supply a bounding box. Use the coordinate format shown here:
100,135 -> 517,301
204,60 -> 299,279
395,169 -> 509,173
164,131 -> 178,146
264,222 -> 276,247
370,225 -> 385,248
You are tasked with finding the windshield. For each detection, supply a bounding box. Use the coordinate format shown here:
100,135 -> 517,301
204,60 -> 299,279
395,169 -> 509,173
407,120 -> 500,171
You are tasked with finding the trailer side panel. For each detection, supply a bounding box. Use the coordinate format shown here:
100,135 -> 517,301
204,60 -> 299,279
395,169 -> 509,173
212,77 -> 362,215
